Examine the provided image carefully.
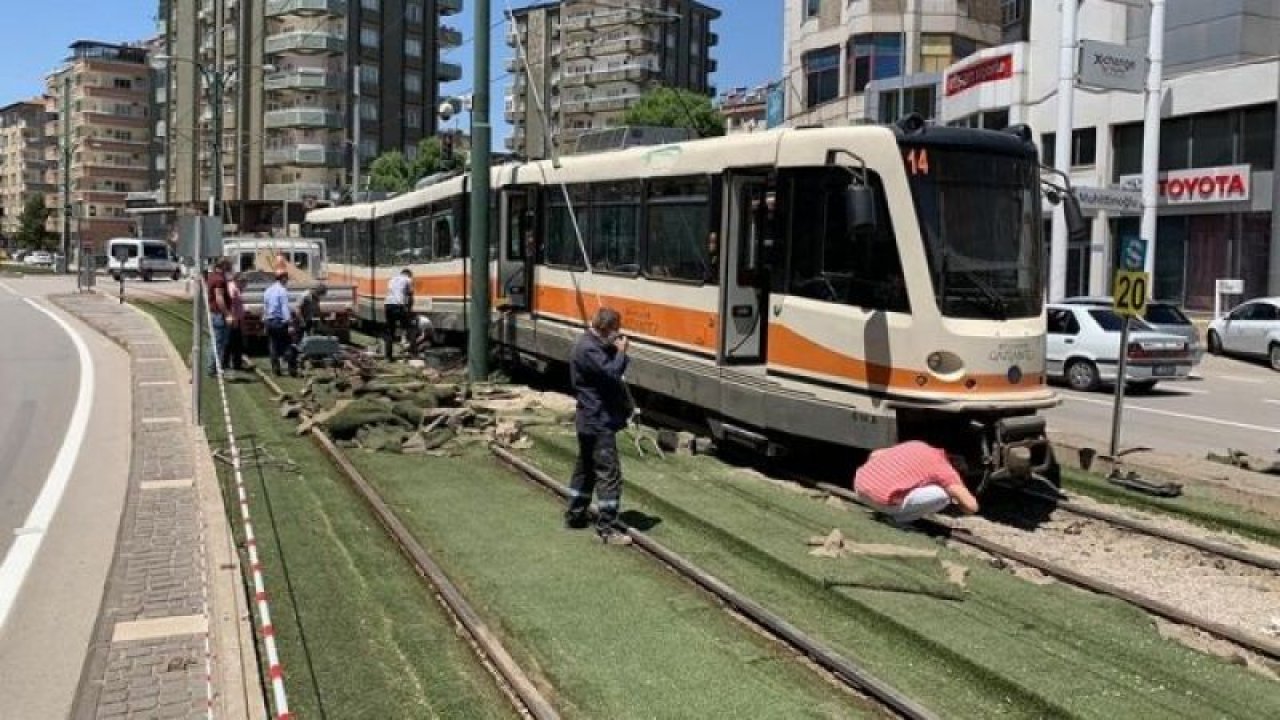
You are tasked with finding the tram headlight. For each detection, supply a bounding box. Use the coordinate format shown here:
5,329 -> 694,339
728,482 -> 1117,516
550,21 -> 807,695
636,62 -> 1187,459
924,350 -> 965,380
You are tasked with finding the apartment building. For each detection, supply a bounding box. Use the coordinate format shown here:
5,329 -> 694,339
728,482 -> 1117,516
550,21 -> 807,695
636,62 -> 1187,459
941,0 -> 1280,308
163,0 -> 463,229
781,0 -> 1002,127
0,101 -> 51,245
44,41 -> 153,254
718,85 -> 769,135
504,0 -> 721,159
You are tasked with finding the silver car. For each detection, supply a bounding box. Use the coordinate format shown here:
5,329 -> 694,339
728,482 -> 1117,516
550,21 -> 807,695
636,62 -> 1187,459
1046,304 -> 1195,392
1062,296 -> 1202,363
1206,297 -> 1280,371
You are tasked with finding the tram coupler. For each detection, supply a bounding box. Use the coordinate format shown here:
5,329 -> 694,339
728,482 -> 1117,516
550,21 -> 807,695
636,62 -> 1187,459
975,416 -> 1057,491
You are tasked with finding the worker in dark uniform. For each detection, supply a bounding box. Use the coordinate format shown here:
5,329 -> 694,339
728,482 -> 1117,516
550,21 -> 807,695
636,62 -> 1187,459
565,307 -> 633,545
297,283 -> 328,337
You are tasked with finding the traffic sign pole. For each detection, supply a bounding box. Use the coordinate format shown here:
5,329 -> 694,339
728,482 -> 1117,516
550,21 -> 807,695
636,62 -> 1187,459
1109,315 -> 1131,460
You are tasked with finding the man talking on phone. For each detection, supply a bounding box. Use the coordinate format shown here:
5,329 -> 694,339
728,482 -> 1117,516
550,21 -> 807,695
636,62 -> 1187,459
565,307 -> 633,545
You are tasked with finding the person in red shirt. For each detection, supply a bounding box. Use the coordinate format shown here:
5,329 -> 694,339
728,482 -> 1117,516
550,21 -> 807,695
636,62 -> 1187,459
854,441 -> 980,524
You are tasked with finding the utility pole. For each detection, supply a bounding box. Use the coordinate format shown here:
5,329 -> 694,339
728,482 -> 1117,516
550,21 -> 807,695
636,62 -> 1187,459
1139,0 -> 1166,287
351,63 -> 361,202
1049,0 -> 1079,302
468,0 -> 492,383
60,73 -> 71,274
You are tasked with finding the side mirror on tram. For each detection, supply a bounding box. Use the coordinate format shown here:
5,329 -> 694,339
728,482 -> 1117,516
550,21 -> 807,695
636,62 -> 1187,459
844,184 -> 877,235
1063,191 -> 1088,242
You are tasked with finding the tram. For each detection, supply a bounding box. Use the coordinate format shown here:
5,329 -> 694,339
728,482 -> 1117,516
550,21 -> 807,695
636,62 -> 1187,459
306,119 -> 1080,487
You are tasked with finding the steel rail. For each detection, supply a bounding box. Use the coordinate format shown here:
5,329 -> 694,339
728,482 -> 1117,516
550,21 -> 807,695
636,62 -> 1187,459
813,481 -> 1280,662
490,444 -> 940,720
255,370 -> 561,720
1021,488 -> 1280,571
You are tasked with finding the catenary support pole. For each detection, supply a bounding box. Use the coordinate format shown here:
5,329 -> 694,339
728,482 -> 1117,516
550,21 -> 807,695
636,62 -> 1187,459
1139,0 -> 1165,289
468,0 -> 492,383
1049,0 -> 1079,302
60,73 -> 71,275
351,63 -> 362,202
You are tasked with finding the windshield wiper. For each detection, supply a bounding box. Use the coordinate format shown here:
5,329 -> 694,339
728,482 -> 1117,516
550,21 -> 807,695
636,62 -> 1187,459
941,249 -> 1008,320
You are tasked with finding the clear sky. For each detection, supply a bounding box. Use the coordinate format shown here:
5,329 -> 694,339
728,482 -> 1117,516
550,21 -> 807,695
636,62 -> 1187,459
0,0 -> 781,146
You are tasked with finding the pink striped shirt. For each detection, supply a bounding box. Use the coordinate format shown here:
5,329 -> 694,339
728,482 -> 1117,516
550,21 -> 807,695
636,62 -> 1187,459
854,441 -> 962,507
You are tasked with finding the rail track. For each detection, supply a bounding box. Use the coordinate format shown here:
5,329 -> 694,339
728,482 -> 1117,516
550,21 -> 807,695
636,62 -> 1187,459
805,480 -> 1280,662
489,445 -> 938,720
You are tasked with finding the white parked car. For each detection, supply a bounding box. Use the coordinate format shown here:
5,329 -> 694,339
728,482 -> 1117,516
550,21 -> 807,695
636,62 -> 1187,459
1206,297 -> 1280,371
1046,303 -> 1195,392
23,250 -> 53,266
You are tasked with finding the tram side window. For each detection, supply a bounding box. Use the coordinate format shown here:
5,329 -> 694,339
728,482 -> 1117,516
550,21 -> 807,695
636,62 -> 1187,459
375,218 -> 399,266
431,212 -> 456,260
544,185 -> 589,269
645,176 -> 712,283
411,216 -> 431,262
783,168 -> 909,313
590,181 -> 640,274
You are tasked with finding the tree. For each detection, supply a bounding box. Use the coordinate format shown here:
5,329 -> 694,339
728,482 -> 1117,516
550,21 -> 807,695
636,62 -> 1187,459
622,87 -> 725,138
15,195 -> 55,251
367,136 -> 467,194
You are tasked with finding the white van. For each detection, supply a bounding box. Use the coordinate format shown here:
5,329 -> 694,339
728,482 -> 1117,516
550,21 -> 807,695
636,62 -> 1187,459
107,238 -> 182,281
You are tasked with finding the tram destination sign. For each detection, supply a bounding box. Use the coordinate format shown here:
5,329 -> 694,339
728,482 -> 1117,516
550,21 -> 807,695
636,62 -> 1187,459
1078,40 -> 1145,93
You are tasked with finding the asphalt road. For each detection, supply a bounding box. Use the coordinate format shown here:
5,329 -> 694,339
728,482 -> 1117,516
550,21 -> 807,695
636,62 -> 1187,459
1046,353 -> 1280,463
0,276 -> 131,718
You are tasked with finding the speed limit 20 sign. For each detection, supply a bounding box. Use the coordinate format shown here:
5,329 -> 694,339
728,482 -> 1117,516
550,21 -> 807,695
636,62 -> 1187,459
1113,271 -> 1150,317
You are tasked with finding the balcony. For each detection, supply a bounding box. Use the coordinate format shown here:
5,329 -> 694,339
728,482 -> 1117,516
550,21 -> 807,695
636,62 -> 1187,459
264,182 -> 330,202
562,66 -> 652,87
265,0 -> 346,17
439,0 -> 461,16
265,69 -> 345,93
708,31 -> 719,47
265,30 -> 346,56
438,25 -> 463,48
264,108 -> 343,129
562,36 -> 658,60
438,61 -> 462,82
264,144 -> 344,167
707,58 -> 718,72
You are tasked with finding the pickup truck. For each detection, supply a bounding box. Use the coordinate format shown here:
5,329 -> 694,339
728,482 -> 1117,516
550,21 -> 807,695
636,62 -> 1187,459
224,237 -> 356,343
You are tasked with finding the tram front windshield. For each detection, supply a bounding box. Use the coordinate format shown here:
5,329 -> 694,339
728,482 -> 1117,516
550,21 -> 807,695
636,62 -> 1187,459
903,144 -> 1043,320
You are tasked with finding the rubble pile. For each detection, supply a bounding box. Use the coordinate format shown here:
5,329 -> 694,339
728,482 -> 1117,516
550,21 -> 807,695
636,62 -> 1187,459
280,360 -> 578,456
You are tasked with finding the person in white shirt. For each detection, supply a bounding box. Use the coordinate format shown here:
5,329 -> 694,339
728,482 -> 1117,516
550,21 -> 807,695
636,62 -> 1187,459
384,268 -> 414,361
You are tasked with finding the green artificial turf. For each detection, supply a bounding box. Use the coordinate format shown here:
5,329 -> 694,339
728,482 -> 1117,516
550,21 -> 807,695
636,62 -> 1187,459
137,301 -> 515,720
356,449 -> 876,720
527,427 -> 1280,720
1062,468 -> 1280,548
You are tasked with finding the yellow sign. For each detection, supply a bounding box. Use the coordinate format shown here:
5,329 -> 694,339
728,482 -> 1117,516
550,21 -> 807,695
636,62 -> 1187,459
1113,270 -> 1150,318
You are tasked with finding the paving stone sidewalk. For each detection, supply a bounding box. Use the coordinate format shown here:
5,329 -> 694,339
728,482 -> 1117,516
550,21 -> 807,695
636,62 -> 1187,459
51,293 -> 262,720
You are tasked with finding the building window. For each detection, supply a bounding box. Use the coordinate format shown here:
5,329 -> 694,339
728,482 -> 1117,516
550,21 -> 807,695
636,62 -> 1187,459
360,64 -> 380,88
804,0 -> 820,19
406,1 -> 422,22
404,72 -> 422,95
1111,122 -> 1142,180
405,37 -> 422,58
1241,104 -> 1276,170
849,34 -> 902,94
1041,128 -> 1096,167
802,46 -> 840,109
361,27 -> 380,49
113,78 -> 132,90
1191,111 -> 1234,168
359,98 -> 379,122
361,0 -> 379,9
1001,0 -> 1024,25
359,137 -> 378,160
406,107 -> 421,128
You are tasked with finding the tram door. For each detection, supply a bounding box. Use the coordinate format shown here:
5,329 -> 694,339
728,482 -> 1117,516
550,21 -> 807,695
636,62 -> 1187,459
498,188 -> 533,310
720,174 -> 772,364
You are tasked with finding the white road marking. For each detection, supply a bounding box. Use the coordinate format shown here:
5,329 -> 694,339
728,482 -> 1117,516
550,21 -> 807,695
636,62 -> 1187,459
138,380 -> 177,387
1165,386 -> 1208,395
0,298 -> 96,630
1063,394 -> 1280,435
0,280 -> 17,296
1264,399 -> 1280,406
1217,375 -> 1266,384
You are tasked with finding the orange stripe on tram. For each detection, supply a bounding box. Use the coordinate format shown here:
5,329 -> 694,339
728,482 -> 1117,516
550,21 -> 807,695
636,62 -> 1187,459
534,285 -> 719,352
